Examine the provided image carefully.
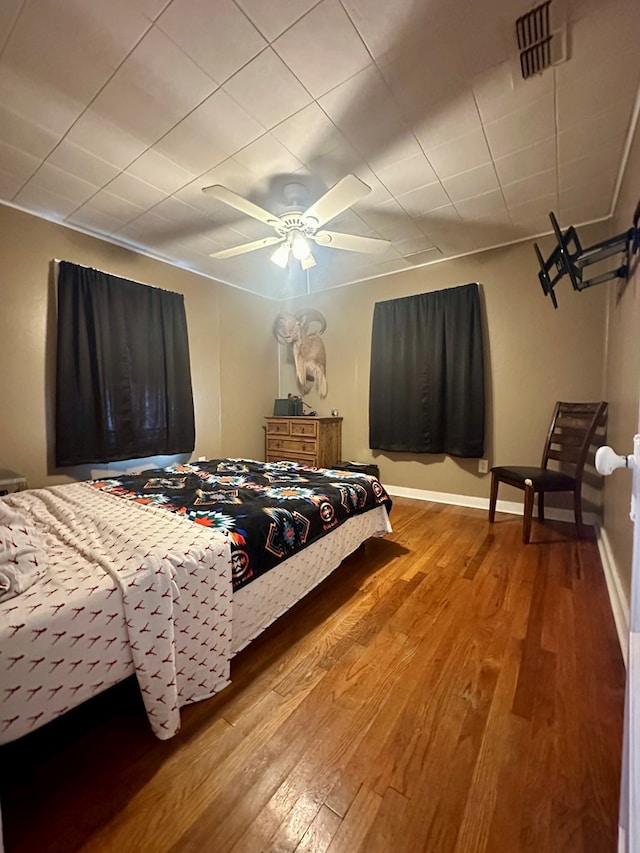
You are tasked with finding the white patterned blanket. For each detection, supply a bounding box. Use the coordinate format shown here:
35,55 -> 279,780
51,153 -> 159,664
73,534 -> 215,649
0,483 -> 232,742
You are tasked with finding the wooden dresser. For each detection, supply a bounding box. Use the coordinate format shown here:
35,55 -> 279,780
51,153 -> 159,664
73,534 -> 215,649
264,417 -> 342,467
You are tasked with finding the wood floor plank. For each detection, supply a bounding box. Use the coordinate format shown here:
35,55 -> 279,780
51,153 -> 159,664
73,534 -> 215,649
472,642 -> 532,853
419,658 -> 500,853
572,539 -> 626,852
294,804 -> 342,853
0,500 -> 625,853
85,687 -> 316,853
321,611 -> 438,818
511,546 -> 550,720
242,779 -> 337,853
230,626 -> 417,852
324,785 -> 383,853
357,786 -> 410,853
168,641 -> 376,853
540,540 -> 575,654
174,623 -> 415,852
462,530 -> 495,580
518,647 -> 558,853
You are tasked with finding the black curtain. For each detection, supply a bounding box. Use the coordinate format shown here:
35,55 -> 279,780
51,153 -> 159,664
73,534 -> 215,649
369,282 -> 484,457
56,261 -> 195,466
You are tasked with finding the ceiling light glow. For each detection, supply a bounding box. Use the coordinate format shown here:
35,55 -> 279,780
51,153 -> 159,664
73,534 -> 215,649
291,231 -> 311,260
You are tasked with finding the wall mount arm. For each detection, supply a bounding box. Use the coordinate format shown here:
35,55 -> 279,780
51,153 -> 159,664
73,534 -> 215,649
534,203 -> 640,308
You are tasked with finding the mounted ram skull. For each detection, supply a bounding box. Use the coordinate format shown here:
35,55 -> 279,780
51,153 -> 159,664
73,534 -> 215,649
273,309 -> 328,398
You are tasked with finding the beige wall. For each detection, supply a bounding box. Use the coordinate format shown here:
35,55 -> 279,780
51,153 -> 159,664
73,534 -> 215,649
0,204 -> 277,488
281,230 -> 609,509
602,126 -> 640,599
0,199 -> 616,524
218,284 -> 279,460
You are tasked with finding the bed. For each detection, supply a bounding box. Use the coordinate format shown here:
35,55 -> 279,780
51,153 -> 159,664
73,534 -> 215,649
0,459 -> 392,745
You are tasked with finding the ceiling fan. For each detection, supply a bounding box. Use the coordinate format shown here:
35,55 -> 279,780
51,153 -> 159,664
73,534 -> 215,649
201,175 -> 391,270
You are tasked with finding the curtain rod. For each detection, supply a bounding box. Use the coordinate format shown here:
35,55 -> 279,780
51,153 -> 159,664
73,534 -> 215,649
52,259 -> 176,294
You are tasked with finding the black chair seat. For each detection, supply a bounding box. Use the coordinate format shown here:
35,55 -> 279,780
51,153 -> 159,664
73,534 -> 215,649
490,466 -> 575,492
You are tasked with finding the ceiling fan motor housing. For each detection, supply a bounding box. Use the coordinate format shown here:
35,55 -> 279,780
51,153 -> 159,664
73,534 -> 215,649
274,212 -> 319,239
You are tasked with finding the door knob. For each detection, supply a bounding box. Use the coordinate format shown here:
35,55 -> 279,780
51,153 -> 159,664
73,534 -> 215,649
596,445 -> 632,476
596,437 -> 640,522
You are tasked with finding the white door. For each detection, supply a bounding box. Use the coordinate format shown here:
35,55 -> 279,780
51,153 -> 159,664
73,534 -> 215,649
596,434 -> 640,853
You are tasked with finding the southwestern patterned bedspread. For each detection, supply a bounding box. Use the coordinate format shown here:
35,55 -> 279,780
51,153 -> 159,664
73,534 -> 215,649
90,459 -> 392,591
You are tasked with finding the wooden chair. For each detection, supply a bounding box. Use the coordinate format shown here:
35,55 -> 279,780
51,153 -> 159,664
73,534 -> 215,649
488,401 -> 607,543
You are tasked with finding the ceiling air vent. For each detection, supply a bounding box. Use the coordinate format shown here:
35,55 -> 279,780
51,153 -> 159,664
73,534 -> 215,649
515,1 -> 567,79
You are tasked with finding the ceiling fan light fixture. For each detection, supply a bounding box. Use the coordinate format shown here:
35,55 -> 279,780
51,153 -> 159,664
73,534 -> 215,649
300,253 -> 316,270
291,231 -> 311,260
271,243 -> 290,268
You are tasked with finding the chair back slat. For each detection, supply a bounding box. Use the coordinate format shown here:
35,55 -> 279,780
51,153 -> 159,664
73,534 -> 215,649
548,447 -> 581,464
559,402 -> 604,413
550,431 -> 584,448
555,416 -> 593,431
541,401 -> 607,475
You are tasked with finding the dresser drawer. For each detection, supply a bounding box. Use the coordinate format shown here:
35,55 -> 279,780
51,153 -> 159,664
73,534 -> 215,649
267,451 -> 317,465
266,419 -> 291,435
290,419 -> 318,438
267,436 -> 318,455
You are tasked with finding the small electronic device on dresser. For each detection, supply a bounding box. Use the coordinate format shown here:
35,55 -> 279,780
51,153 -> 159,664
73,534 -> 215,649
273,397 -> 302,416
273,395 -> 316,417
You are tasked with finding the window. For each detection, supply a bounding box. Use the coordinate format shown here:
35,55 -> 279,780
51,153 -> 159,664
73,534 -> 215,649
55,261 -> 195,466
369,282 -> 485,457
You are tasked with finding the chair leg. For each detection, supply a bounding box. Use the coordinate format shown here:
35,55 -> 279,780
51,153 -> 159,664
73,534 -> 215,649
489,473 -> 499,523
537,492 -> 545,522
523,485 -> 535,543
573,487 -> 584,538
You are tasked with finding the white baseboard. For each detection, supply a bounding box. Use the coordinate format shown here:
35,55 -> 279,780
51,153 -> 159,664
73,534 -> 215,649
596,526 -> 630,667
384,484 -> 599,526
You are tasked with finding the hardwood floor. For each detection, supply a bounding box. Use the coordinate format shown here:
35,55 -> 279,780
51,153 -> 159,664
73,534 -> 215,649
0,498 -> 625,853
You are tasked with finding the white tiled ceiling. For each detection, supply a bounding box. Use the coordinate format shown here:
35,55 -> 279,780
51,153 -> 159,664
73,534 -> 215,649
0,0 -> 638,299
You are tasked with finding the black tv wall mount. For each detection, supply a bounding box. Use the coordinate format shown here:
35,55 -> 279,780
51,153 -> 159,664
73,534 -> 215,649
534,202 -> 640,308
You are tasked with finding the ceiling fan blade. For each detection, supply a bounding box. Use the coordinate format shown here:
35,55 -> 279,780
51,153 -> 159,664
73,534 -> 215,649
301,175 -> 372,229
202,184 -> 286,228
313,230 -> 391,254
210,236 -> 284,259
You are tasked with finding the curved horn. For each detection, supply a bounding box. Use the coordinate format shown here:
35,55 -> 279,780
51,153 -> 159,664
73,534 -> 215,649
294,308 -> 326,335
